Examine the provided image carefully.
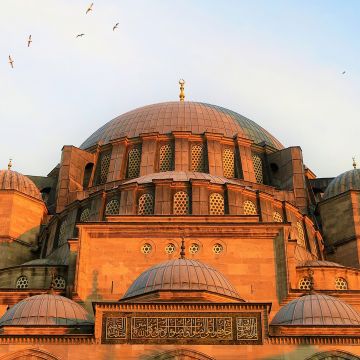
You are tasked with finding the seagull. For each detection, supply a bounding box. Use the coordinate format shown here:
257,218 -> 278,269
113,23 -> 119,31
8,55 -> 14,68
27,35 -> 32,47
86,3 -> 93,14
342,71 -> 346,75
76,33 -> 85,38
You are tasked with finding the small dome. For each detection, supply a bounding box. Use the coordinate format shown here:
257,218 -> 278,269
123,258 -> 240,300
323,169 -> 360,200
80,101 -> 283,150
297,260 -> 345,268
0,294 -> 93,326
0,170 -> 42,201
271,294 -> 360,326
123,171 -> 241,186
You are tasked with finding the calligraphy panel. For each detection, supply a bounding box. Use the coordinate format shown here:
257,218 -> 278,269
236,317 -> 258,340
106,317 -> 127,339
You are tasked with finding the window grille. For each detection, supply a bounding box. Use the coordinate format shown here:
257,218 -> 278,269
58,219 -> 68,245
99,153 -> 111,184
213,243 -> 224,254
243,200 -> 257,215
173,191 -> 190,215
127,145 -> 142,179
299,277 -> 312,290
335,277 -> 348,290
159,144 -> 174,172
252,154 -> 263,184
191,144 -> 206,172
105,199 -> 120,215
141,243 -> 152,254
79,208 -> 90,222
209,193 -> 225,215
189,243 -> 200,254
138,193 -> 154,215
223,148 -> 235,178
53,276 -> 66,290
165,243 -> 176,254
273,211 -> 283,222
16,276 -> 29,289
296,221 -> 306,247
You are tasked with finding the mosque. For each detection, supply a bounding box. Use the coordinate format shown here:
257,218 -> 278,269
0,82 -> 360,359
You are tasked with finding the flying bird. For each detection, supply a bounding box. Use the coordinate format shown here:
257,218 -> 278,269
8,55 -> 14,68
27,35 -> 32,47
86,3 -> 93,14
113,23 -> 119,31
342,71 -> 346,75
76,33 -> 85,38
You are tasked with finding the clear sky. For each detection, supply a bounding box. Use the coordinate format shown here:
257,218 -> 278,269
0,0 -> 359,177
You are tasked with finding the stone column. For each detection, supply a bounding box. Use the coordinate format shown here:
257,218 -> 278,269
235,136 -> 256,182
154,180 -> 172,214
107,138 -> 128,182
119,184 -> 138,215
67,238 -> 78,298
139,133 -> 158,176
173,132 -> 191,171
204,133 -> 223,176
191,180 -> 210,215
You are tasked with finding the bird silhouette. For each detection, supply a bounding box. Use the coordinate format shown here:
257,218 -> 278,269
86,3 -> 93,14
76,33 -> 85,38
8,55 -> 14,68
113,23 -> 119,31
27,35 -> 32,47
342,71 -> 346,75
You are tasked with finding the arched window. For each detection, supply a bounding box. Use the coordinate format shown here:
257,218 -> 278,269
83,163 -> 94,188
335,277 -> 348,290
58,218 -> 68,246
99,153 -> 111,184
209,193 -> 225,215
252,154 -> 263,184
79,208 -> 90,222
299,277 -> 312,290
296,221 -> 306,247
16,276 -> 29,289
138,193 -> 154,215
173,191 -> 190,215
191,144 -> 206,172
159,144 -> 174,172
273,211 -> 283,222
243,200 -> 257,215
127,145 -> 142,179
223,148 -> 235,178
105,199 -> 120,215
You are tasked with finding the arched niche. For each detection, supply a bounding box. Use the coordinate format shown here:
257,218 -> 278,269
305,350 -> 360,360
147,348 -> 215,360
0,348 -> 61,360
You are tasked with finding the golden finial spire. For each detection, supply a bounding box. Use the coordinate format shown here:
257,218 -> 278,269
7,159 -> 12,171
353,157 -> 357,169
179,79 -> 185,101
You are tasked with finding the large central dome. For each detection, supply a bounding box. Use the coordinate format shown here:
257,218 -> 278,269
81,101 -> 283,150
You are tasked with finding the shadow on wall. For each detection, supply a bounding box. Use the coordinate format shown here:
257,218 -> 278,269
83,270 -> 103,313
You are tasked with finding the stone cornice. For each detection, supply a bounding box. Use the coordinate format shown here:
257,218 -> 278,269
0,335 -> 95,344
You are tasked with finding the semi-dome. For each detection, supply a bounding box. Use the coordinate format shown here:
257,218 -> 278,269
0,170 -> 42,201
297,260 -> 345,268
81,101 -> 283,150
0,294 -> 93,326
323,169 -> 360,200
271,294 -> 360,326
123,258 -> 241,300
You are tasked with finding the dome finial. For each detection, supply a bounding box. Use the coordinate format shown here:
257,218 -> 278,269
179,237 -> 186,259
179,79 -> 185,101
353,156 -> 357,169
7,158 -> 12,171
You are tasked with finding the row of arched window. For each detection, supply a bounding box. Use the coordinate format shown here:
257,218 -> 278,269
15,275 -> 66,289
92,143 -> 264,185
299,276 -> 348,290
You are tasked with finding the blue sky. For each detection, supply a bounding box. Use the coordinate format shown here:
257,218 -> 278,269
0,0 -> 359,177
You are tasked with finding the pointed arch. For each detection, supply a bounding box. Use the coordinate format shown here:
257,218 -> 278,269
305,350 -> 360,360
0,348 -> 61,360
149,349 -> 215,360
